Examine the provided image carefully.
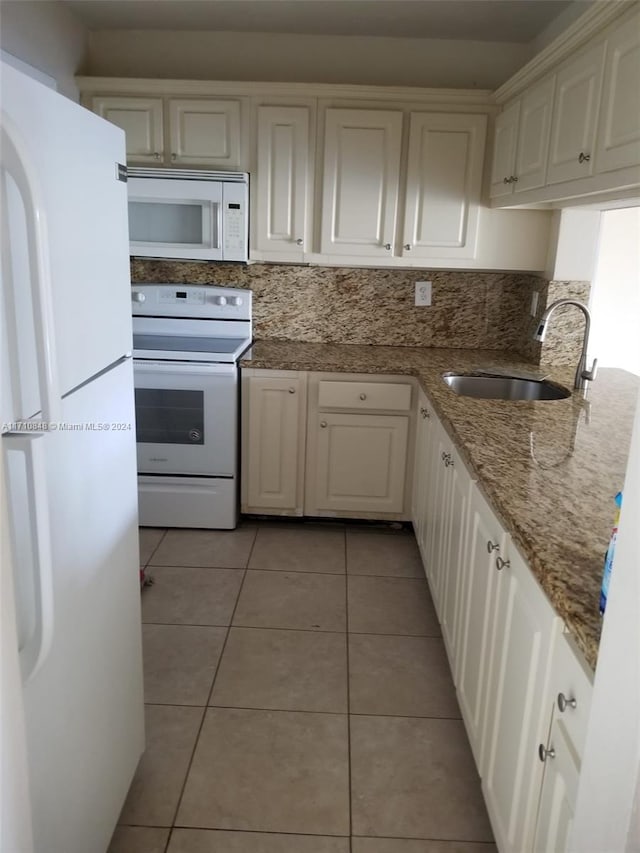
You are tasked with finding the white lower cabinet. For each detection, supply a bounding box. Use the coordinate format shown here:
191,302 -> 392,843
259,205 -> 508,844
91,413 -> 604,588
481,546 -> 562,853
242,370 -> 414,519
241,369 -> 307,515
305,374 -> 414,519
533,634 -> 594,853
456,486 -> 509,767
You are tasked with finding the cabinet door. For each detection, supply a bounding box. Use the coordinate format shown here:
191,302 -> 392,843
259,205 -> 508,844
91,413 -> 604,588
320,108 -> 402,257
489,101 -> 520,198
412,393 -> 436,560
533,717 -> 580,853
255,106 -> 310,259
481,547 -> 560,853
309,412 -> 408,513
169,98 -> 241,168
402,113 -> 486,260
595,18 -> 640,174
547,42 -> 605,185
243,374 -> 306,514
456,485 -> 508,767
514,75 -> 555,193
439,446 -> 473,676
424,421 -> 451,608
92,96 -> 163,164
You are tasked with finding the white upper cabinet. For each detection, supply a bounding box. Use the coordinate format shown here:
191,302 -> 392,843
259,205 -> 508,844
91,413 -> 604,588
595,17 -> 640,174
489,101 -> 520,199
514,75 -> 556,192
168,98 -> 241,168
402,112 -> 486,260
92,96 -> 164,164
546,41 -> 605,185
91,95 -> 244,168
254,105 -> 311,260
320,108 -> 402,258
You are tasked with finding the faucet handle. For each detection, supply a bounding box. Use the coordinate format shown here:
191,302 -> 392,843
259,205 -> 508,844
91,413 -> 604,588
582,357 -> 598,383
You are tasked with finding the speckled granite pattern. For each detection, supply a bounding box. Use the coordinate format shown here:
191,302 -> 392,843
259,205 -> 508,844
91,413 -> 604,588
131,260 -> 539,350
242,340 -> 639,671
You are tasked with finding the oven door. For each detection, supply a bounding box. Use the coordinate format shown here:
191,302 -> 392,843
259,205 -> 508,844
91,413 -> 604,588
133,360 -> 237,476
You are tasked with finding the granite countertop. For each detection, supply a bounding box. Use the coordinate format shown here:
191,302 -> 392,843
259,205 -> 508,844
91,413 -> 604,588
241,339 -> 639,671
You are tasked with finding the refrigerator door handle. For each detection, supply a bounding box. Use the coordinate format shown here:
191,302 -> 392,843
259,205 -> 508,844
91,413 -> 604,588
1,120 -> 61,426
4,432 -> 55,683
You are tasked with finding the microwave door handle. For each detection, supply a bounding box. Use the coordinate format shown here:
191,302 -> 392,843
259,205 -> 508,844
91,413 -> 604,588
1,121 -> 61,425
215,199 -> 222,253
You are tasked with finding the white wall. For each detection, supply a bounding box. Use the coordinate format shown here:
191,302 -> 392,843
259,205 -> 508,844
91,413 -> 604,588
84,29 -> 531,89
589,208 -> 640,375
571,388 -> 640,853
0,1 -> 87,100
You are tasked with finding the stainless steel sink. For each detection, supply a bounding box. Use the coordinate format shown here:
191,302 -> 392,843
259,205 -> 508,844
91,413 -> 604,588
442,373 -> 570,401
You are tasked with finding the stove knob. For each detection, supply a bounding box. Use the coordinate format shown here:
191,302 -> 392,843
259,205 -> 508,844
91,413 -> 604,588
132,291 -> 146,303
228,296 -> 243,307
213,296 -> 227,306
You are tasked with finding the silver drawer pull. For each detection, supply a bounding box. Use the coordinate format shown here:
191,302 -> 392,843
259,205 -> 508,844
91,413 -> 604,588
538,743 -> 555,762
359,393 -> 367,401
578,152 -> 591,164
420,407 -> 430,419
384,243 -> 392,250
487,540 -> 500,554
557,693 -> 577,712
288,387 -> 296,394
496,556 -> 510,571
444,457 -> 454,468
296,238 -> 304,246
320,420 -> 327,428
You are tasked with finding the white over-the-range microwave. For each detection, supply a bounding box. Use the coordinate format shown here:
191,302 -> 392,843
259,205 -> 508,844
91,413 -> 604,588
126,168 -> 249,262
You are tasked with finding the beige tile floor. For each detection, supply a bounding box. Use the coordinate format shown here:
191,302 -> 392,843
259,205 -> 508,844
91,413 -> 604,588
110,521 -> 496,853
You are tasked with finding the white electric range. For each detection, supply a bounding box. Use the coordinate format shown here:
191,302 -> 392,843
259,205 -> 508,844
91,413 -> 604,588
131,283 -> 252,528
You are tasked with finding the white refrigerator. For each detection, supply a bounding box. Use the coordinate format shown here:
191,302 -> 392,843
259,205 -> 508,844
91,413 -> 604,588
0,62 -> 144,853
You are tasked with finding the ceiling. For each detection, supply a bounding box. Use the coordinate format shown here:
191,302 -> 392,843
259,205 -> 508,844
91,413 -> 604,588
62,0 -> 580,44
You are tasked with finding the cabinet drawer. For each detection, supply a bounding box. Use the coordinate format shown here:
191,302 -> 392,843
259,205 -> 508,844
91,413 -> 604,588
318,381 -> 412,411
550,633 -> 593,757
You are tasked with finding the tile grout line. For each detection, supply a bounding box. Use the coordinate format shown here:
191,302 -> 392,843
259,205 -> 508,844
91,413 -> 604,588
344,528 -> 353,853
141,619 -> 441,640
166,525 -> 260,837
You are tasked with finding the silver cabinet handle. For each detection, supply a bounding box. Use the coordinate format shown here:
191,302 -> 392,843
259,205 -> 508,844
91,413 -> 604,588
288,387 -> 296,394
359,393 -> 367,401
296,238 -> 304,246
578,152 -> 591,163
384,243 -> 392,250
503,176 -> 511,184
153,152 -> 161,160
487,541 -> 500,554
404,244 -> 411,250
511,175 -> 518,182
496,556 -> 510,571
320,420 -> 327,428
557,693 -> 577,712
420,407 -> 430,419
444,457 -> 454,468
171,153 -> 177,161
539,743 -> 556,762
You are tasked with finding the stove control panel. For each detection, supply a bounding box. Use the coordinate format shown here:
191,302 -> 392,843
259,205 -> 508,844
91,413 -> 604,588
132,284 -> 251,321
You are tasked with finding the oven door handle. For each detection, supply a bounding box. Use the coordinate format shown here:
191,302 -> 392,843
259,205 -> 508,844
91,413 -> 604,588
133,359 -> 237,377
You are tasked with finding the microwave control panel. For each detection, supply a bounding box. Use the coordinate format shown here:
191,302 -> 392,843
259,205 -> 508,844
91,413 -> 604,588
222,182 -> 248,260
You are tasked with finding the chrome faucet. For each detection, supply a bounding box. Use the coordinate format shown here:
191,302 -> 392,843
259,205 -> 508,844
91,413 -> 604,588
534,299 -> 598,391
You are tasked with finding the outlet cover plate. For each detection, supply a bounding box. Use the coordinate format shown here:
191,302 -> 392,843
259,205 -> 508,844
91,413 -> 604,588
415,281 -> 432,306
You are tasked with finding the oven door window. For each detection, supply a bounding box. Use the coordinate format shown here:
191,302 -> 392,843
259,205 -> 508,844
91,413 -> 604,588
135,388 -> 205,445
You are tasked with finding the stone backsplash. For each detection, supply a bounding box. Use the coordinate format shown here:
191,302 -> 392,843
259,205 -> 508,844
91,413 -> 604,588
132,260 -> 543,350
131,261 -> 591,366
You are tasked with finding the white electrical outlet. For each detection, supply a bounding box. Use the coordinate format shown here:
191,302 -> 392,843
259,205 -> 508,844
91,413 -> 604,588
530,291 -> 539,317
415,280 -> 432,307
